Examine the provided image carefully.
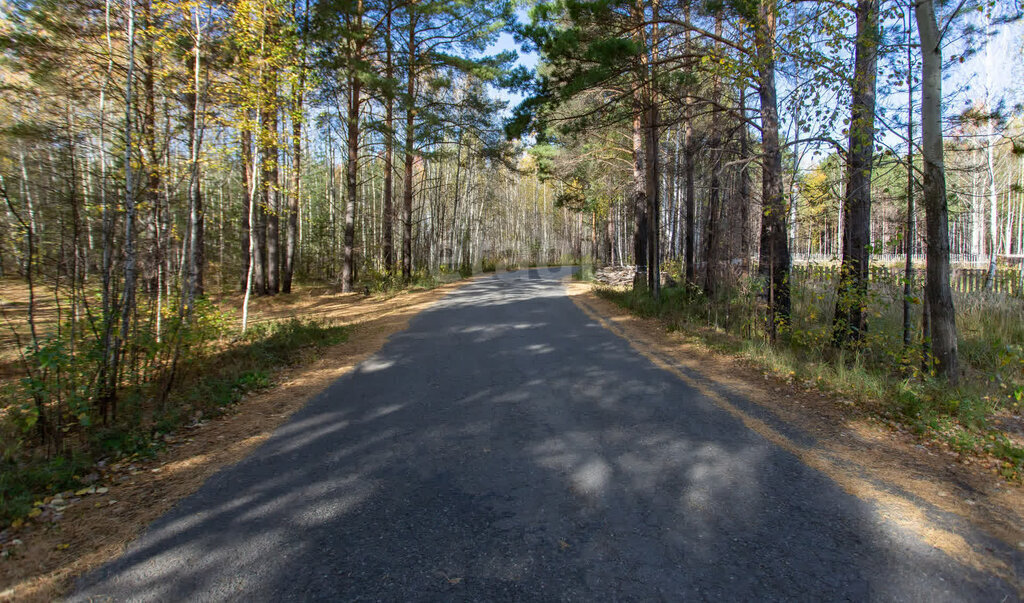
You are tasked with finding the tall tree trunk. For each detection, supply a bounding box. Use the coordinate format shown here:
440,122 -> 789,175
683,108 -> 695,284
186,6 -> 205,306
682,10 -> 695,284
240,124 -> 253,291
739,86 -> 751,265
833,0 -> 879,345
916,0 -> 959,381
383,0 -> 395,273
703,12 -> 725,297
402,11 -> 416,283
96,0 -> 116,420
112,0 -> 137,423
631,108 -> 648,288
668,126 -> 680,259
242,118 -> 262,333
755,0 -> 791,339
449,128 -> 464,271
983,11 -> 998,289
604,214 -> 613,264
903,6 -> 915,347
252,108 -> 268,293
283,0 -> 306,294
263,97 -> 280,294
342,70 -> 360,292
284,84 -> 303,292
704,141 -> 722,296
142,0 -> 161,291
984,119 -> 999,289
645,102 -> 660,298
645,5 -> 660,297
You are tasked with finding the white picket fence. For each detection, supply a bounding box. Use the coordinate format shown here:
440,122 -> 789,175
791,253 -> 1024,267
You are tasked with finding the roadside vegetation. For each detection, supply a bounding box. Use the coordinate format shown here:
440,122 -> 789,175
0,261 -> 538,529
0,0 -> 584,532
3,0 -> 1023,548
0,285 -> 352,528
595,262 -> 1024,481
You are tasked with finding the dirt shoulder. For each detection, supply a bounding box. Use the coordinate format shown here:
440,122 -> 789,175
567,281 -> 1024,587
0,278 -> 473,602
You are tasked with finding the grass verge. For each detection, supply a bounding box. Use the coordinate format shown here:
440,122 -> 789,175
595,283 -> 1024,482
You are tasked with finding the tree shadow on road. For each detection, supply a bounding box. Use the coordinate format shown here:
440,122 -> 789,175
72,268 -> 1020,601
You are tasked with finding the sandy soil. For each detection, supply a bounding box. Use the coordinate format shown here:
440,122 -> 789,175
0,278 -> 474,602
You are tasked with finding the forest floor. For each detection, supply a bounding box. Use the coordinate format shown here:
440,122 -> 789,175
567,281 -> 1024,569
0,276 -> 475,601
0,278 -> 59,382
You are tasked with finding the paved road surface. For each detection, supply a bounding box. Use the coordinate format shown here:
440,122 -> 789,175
74,267 -> 1020,601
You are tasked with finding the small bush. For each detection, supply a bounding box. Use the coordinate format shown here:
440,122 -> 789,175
575,263 -> 595,281
0,453 -> 92,527
361,268 -> 401,293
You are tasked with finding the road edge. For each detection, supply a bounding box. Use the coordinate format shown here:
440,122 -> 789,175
566,281 -> 1022,593
0,277 -> 478,602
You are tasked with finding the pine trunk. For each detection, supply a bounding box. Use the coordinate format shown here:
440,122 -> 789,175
263,101 -> 280,294
916,0 -> 959,381
833,0 -> 879,344
631,109 -> 647,288
755,0 -> 791,339
402,15 -> 416,283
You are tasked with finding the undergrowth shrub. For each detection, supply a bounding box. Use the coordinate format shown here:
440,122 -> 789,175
361,268 -> 402,293
0,315 -> 348,527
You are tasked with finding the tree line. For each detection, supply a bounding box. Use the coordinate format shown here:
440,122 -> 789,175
0,0 -> 1020,458
0,0 -> 586,452
510,0 -> 1023,383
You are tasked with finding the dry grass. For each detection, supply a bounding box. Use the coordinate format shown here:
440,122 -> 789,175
0,278 -> 61,381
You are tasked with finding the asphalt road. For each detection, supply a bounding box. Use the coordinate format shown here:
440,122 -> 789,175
74,267 -> 1020,601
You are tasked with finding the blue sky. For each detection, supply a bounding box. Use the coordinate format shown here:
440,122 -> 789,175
487,28 -> 539,112
953,18 -> 1024,110
483,8 -> 1024,154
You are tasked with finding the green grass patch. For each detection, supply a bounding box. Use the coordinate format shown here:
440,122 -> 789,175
0,452 -> 93,527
